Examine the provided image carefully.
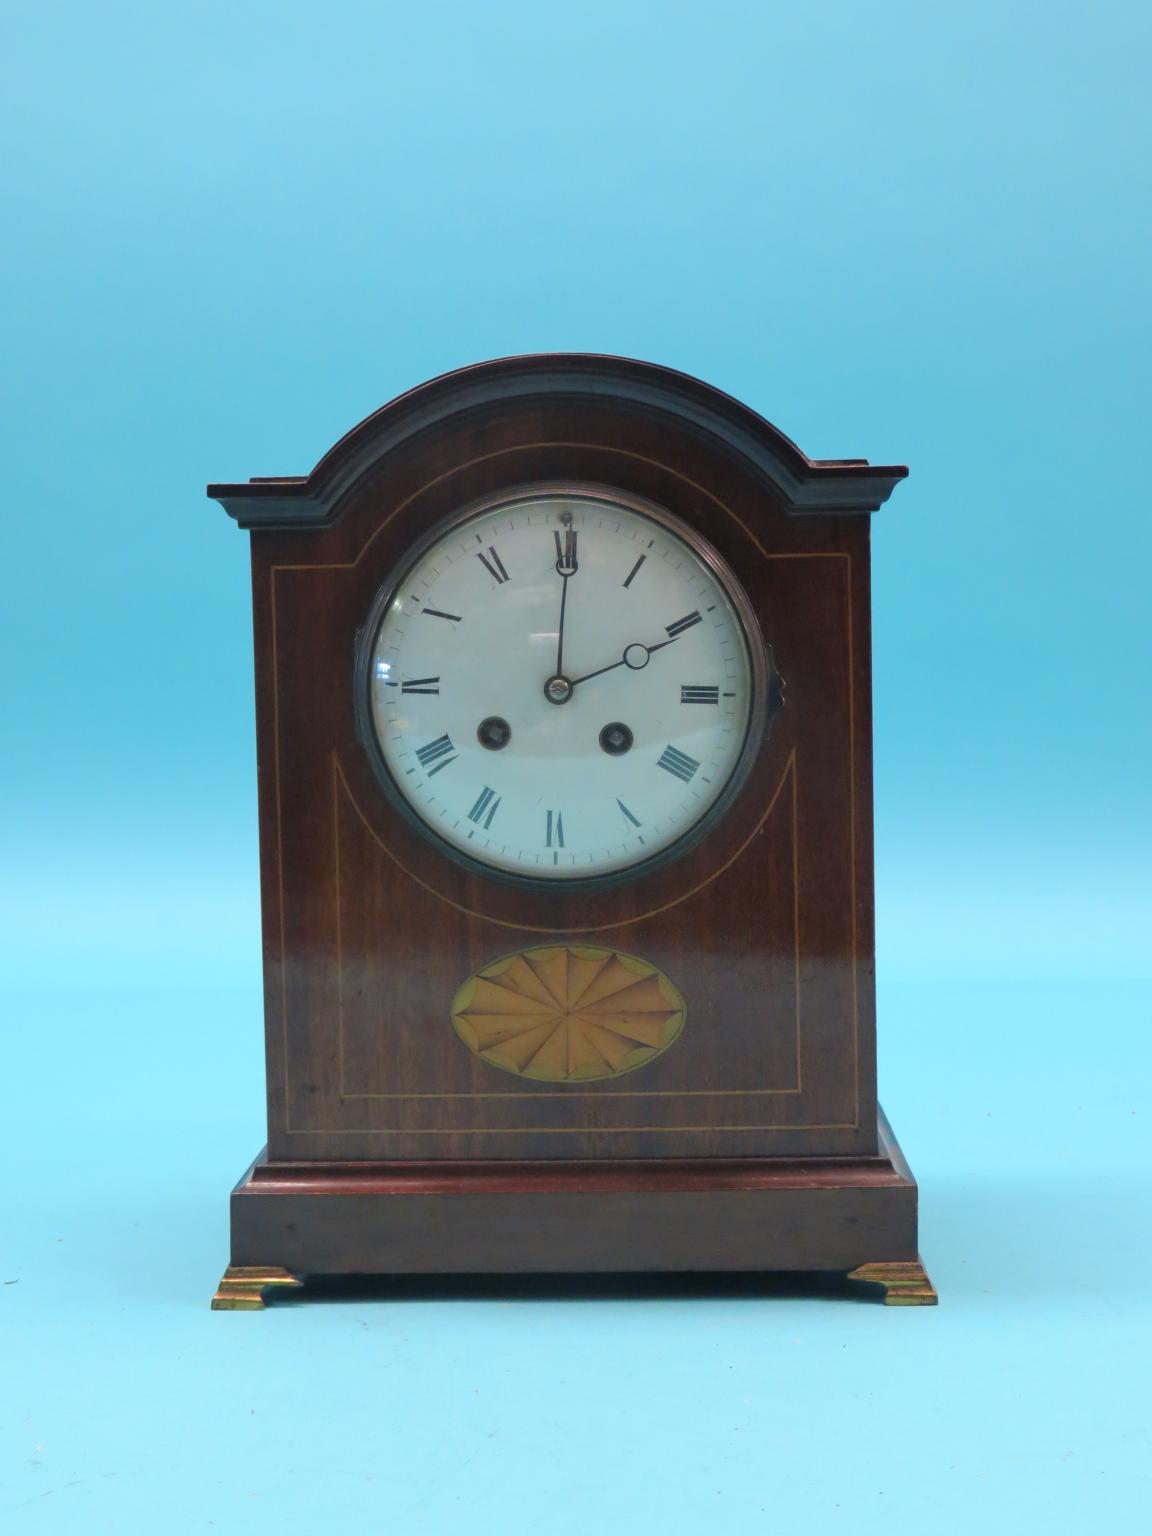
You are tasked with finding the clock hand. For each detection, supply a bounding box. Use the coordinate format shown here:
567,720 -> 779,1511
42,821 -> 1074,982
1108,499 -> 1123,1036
569,637 -> 676,688
553,521 -> 578,677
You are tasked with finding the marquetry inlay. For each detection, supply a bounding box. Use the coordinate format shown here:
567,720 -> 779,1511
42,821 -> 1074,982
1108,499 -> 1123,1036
450,945 -> 686,1083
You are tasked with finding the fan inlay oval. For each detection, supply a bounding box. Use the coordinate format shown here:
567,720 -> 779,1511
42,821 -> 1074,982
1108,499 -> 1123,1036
450,945 -> 686,1083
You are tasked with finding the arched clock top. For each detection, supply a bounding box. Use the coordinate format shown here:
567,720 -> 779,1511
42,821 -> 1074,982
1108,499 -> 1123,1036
206,353 -> 908,530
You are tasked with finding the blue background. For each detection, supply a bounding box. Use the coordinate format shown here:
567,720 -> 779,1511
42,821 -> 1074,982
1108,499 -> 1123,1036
2,2 -> 1149,1531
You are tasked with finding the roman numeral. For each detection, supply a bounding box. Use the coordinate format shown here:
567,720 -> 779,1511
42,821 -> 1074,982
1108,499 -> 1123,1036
554,527 -> 578,574
422,607 -> 462,624
622,554 -> 646,589
616,799 -> 642,828
680,685 -> 719,704
467,786 -> 501,829
546,810 -> 565,848
665,611 -> 702,639
415,733 -> 457,776
401,676 -> 440,695
656,744 -> 700,783
477,547 -> 509,584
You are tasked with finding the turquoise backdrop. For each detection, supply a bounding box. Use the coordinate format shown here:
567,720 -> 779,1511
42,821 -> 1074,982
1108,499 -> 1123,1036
2,3 -> 1148,1532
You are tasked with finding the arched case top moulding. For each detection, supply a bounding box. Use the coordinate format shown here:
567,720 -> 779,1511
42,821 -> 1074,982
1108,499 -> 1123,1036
208,353 -> 908,530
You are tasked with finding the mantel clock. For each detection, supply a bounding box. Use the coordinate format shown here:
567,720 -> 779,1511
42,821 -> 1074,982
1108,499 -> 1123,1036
207,354 -> 935,1309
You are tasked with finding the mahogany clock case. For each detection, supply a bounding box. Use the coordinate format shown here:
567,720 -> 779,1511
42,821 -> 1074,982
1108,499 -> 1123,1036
208,354 -> 930,1300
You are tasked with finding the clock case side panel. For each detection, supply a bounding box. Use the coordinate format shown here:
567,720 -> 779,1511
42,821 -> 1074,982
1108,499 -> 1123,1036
848,519 -> 878,1150
249,537 -> 292,1152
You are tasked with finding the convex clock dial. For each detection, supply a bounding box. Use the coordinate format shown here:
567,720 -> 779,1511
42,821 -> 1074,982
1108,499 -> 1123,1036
358,487 -> 770,883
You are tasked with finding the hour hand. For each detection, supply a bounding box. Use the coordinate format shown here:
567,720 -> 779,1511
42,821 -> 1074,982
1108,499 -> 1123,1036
570,637 -> 674,689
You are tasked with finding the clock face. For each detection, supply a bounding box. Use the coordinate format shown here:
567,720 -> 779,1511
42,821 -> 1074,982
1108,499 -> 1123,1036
360,486 -> 767,884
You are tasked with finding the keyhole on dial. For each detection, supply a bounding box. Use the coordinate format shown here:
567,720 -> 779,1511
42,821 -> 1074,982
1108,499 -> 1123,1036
599,722 -> 634,756
477,716 -> 512,750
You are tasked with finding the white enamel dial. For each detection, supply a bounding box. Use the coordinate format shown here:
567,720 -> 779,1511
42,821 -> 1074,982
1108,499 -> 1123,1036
364,488 -> 761,882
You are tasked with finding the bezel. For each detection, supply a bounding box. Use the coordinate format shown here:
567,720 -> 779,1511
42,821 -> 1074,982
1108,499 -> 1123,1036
352,481 -> 777,893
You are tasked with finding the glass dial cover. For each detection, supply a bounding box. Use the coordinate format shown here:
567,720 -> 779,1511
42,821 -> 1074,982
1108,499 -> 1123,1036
361,487 -> 766,884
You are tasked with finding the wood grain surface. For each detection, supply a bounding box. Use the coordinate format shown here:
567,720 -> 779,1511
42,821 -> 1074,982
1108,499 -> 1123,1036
209,357 -> 902,1166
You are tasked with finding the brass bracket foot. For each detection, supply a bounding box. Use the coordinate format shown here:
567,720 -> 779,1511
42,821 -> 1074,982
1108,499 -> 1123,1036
846,1257 -> 938,1306
211,1265 -> 304,1311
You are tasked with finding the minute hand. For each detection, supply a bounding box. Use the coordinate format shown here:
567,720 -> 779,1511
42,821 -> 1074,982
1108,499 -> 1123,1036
569,637 -> 676,689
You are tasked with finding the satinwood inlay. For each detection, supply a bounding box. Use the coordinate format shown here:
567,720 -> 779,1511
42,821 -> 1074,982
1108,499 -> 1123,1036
451,946 -> 686,1082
